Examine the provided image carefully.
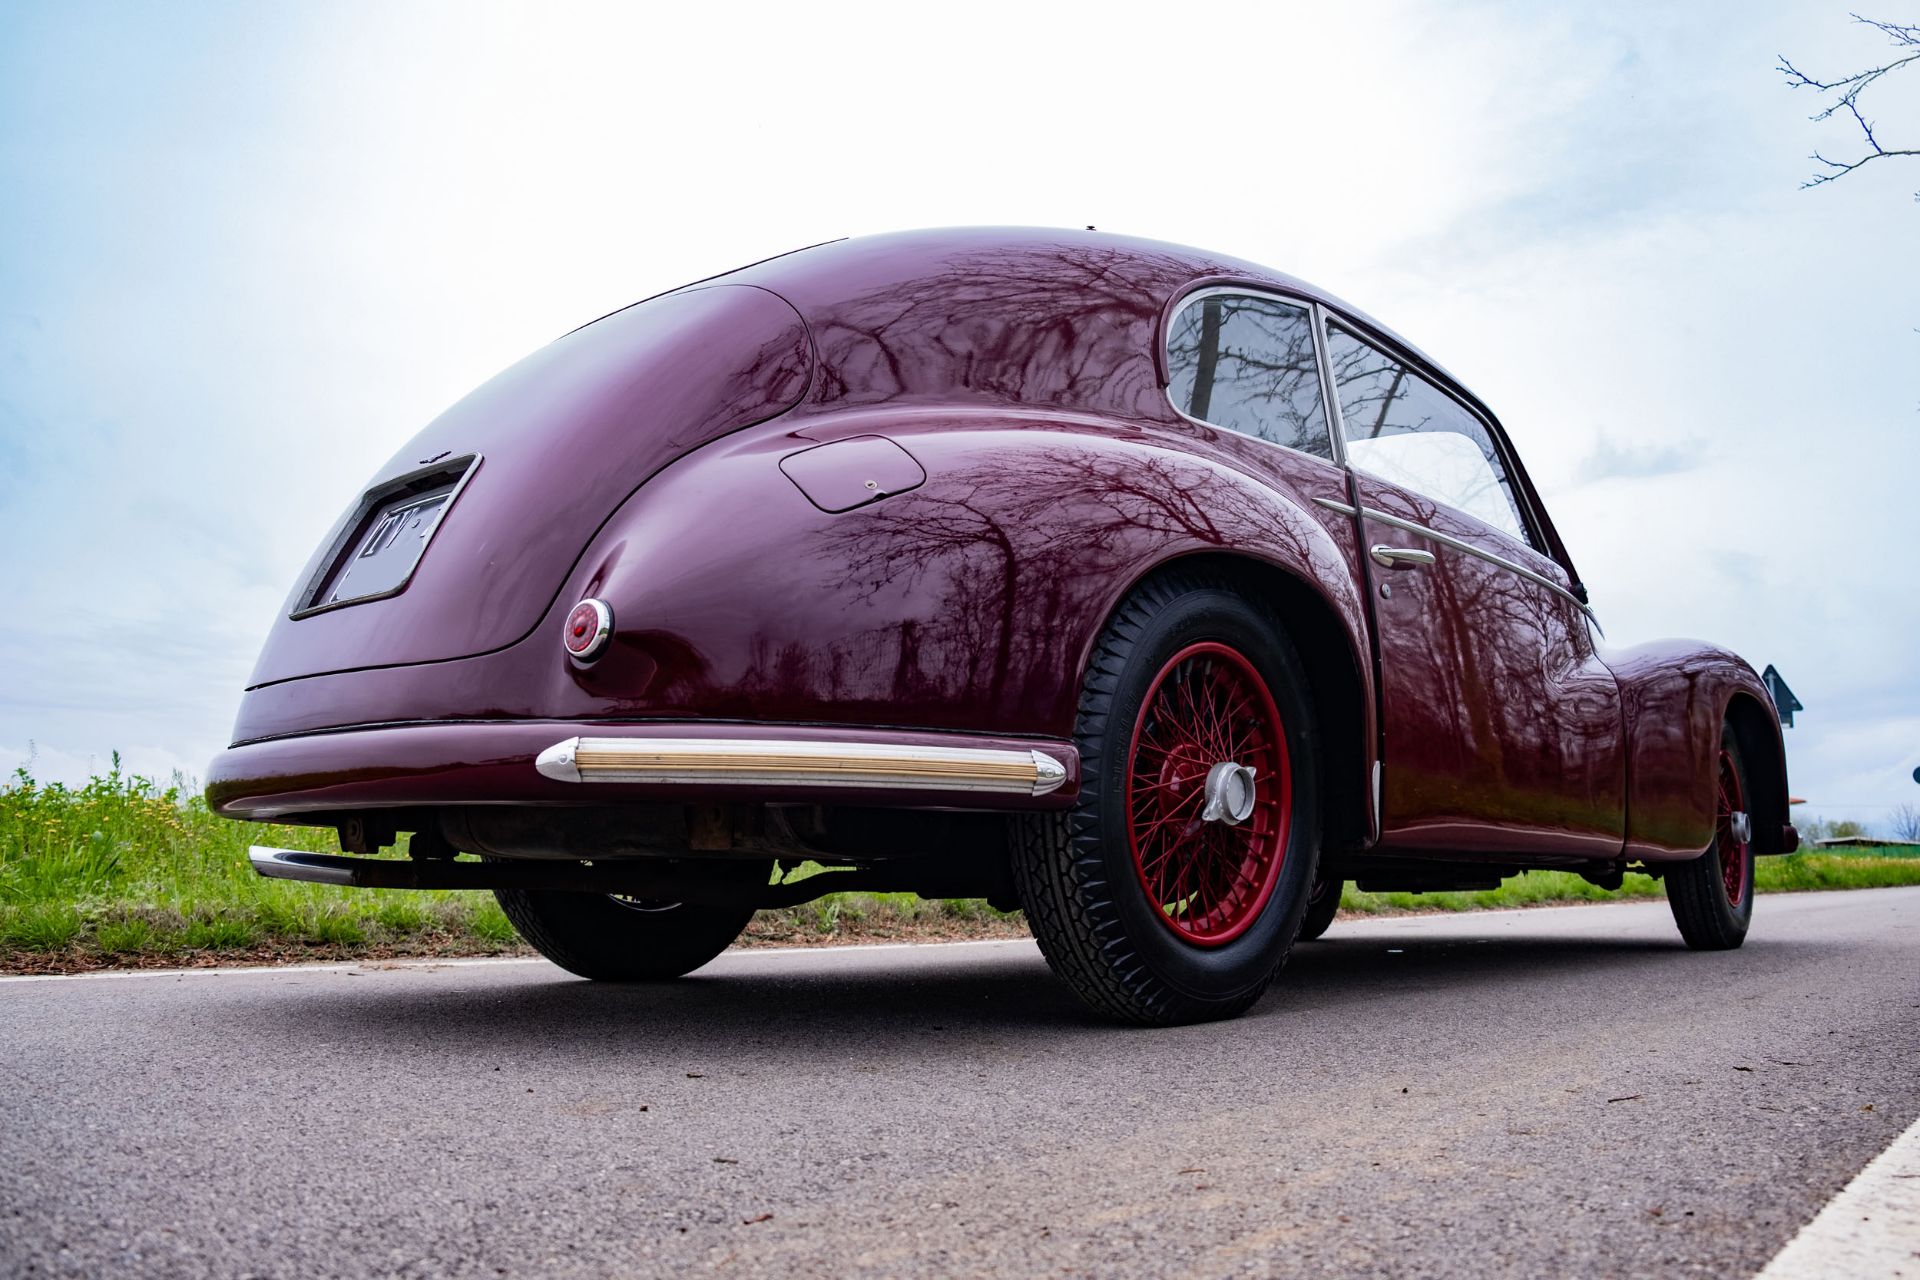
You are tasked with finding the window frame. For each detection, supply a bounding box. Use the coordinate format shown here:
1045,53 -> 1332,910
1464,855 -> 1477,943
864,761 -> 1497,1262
1317,314 -> 1547,555
1156,278 -> 1591,612
1161,285 -> 1343,467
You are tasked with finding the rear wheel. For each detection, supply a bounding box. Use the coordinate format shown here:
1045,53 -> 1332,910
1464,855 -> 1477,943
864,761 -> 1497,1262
1297,872 -> 1342,941
494,890 -> 754,981
1665,725 -> 1754,950
1014,574 -> 1321,1025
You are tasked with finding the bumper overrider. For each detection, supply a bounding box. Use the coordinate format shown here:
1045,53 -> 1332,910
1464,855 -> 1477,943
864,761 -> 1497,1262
207,721 -> 1078,820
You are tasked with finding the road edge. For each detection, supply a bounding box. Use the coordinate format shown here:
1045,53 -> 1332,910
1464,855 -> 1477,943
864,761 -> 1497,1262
0,936 -> 1040,984
1753,1112 -> 1920,1279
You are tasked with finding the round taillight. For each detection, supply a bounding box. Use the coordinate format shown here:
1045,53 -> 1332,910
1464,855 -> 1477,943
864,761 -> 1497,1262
563,598 -> 613,662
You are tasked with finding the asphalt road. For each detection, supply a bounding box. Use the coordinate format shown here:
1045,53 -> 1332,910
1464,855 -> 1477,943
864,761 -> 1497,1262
3,888 -> 1917,1279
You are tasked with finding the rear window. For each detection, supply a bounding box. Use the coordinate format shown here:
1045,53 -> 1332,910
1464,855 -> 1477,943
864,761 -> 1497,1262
1166,292 -> 1332,460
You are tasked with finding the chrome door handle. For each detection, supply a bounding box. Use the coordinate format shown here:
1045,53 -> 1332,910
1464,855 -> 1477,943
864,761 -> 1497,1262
1370,544 -> 1436,570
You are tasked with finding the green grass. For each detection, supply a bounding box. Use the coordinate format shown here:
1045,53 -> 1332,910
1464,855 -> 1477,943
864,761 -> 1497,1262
1336,851 -> 1920,915
0,759 -> 523,966
3,760 -> 1916,970
0,760 -> 1025,968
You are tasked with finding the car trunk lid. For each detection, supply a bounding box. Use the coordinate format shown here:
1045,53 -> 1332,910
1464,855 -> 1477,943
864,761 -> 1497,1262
247,283 -> 812,686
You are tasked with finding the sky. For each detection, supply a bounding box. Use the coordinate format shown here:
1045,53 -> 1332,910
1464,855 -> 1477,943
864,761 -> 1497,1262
1,1 -> 1915,831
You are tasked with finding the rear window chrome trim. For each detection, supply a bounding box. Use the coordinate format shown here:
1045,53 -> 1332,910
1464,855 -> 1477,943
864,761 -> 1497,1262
1161,285 -> 1342,465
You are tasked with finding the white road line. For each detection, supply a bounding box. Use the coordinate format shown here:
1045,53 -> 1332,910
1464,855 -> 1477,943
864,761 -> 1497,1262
1754,1113 -> 1920,1280
0,937 -> 1036,985
0,955 -> 548,984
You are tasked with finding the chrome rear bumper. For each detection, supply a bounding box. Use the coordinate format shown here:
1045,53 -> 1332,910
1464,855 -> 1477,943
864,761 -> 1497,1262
207,721 -> 1079,819
533,736 -> 1067,796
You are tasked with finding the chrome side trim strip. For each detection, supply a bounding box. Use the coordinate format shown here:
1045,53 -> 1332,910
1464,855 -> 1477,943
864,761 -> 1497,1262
1308,302 -> 1350,468
1356,506 -> 1591,613
535,737 -> 1069,797
1311,496 -> 1358,516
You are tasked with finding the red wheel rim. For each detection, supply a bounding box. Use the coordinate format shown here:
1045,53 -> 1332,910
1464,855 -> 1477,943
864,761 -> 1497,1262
1125,642 -> 1291,946
1715,748 -> 1750,907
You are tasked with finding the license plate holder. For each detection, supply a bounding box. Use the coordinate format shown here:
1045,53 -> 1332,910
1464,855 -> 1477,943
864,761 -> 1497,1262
293,455 -> 480,617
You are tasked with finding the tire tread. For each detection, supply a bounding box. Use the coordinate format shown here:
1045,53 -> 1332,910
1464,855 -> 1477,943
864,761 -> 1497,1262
1013,572 -> 1301,1024
1664,725 -> 1752,951
495,889 -> 752,981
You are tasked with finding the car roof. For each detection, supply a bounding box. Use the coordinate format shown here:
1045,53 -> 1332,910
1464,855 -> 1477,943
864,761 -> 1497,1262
709,226 -> 1493,423
707,227 -> 1583,602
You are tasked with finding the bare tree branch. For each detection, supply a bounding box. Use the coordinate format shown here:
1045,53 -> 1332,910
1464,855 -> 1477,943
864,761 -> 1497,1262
1779,13 -> 1920,197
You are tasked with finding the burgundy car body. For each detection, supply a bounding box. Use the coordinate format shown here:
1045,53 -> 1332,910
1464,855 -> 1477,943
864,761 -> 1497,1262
209,228 -> 1794,889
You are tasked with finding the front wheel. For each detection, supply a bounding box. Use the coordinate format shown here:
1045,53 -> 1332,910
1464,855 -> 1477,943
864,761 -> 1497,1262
1665,725 -> 1754,950
495,890 -> 754,981
1297,873 -> 1342,941
1015,574 -> 1322,1025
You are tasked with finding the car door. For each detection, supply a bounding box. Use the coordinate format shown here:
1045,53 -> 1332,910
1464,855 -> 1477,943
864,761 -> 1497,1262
1322,323 -> 1625,860
1161,287 -> 1384,840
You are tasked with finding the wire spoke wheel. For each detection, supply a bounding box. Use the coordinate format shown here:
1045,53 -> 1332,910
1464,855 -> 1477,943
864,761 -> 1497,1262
1666,723 -> 1756,952
1126,642 -> 1291,946
1012,575 -> 1321,1023
1714,748 -> 1750,907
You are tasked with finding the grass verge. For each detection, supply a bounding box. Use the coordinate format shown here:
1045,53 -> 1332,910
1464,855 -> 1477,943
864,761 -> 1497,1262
1337,850 -> 1920,915
3,764 -> 1916,974
0,764 -> 1028,974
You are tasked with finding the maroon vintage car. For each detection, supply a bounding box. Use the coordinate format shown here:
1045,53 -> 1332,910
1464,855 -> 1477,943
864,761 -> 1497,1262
211,227 -> 1795,1024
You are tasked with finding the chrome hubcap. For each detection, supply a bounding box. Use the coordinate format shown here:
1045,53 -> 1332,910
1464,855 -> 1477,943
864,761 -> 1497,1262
1200,761 -> 1259,826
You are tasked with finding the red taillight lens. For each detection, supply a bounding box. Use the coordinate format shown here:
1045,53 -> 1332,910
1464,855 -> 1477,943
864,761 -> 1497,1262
563,598 -> 613,662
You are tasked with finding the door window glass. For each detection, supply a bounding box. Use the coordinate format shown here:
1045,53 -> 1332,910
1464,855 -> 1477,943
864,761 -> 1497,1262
1325,325 -> 1533,545
1166,293 -> 1332,459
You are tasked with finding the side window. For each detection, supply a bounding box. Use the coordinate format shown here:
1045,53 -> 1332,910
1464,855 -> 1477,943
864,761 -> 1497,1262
1324,325 -> 1533,546
1166,293 -> 1332,460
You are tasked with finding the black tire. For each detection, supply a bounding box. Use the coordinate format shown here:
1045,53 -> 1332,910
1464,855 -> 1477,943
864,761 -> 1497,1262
1665,724 -> 1755,950
494,890 -> 754,981
1297,873 -> 1342,941
1014,573 -> 1322,1025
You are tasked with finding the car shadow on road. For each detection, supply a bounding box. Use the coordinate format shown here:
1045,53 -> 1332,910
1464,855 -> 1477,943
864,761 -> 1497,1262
247,922 -> 1824,1069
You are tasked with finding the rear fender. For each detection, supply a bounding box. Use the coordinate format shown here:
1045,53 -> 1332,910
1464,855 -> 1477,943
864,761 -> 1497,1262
563,412 -> 1374,743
